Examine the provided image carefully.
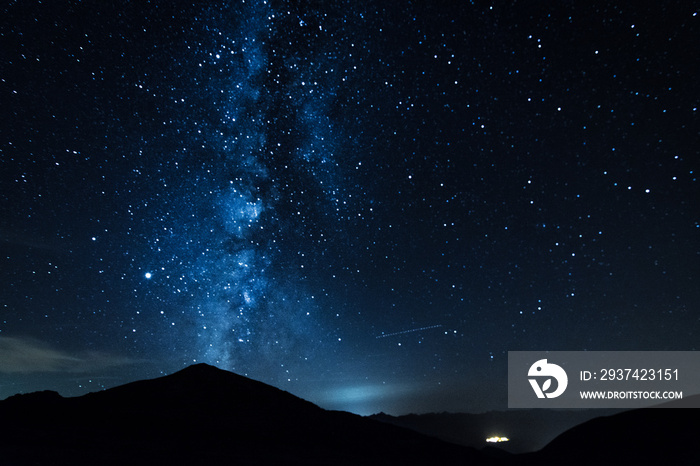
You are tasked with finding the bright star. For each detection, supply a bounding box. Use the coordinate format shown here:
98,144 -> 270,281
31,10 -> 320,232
144,272 -> 152,279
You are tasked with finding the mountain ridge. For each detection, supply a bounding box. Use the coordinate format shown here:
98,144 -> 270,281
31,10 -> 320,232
0,363 -> 491,466
2,364 -> 697,465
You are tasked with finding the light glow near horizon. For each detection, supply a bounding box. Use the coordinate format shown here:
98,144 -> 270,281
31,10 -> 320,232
486,436 -> 510,443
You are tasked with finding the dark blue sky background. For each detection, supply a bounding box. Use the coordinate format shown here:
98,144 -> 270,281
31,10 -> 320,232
1,1 -> 698,415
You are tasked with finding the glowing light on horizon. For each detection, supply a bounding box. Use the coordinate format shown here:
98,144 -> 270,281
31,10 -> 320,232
486,436 -> 509,443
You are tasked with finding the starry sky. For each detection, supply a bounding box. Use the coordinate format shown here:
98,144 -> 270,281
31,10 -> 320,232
1,1 -> 698,415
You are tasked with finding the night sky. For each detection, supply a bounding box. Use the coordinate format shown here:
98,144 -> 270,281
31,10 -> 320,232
1,1 -> 698,415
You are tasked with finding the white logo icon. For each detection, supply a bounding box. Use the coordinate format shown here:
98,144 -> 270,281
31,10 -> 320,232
528,359 -> 568,398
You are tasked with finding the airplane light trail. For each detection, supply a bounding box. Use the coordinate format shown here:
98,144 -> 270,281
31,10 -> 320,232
376,324 -> 443,339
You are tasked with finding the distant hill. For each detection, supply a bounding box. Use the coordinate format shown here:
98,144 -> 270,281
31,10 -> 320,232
518,395 -> 700,466
371,396 -> 699,462
0,364 -> 492,466
369,408 -> 624,454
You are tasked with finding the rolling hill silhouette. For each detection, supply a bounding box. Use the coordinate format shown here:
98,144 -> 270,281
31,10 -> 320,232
516,395 -> 700,466
0,364 -> 492,465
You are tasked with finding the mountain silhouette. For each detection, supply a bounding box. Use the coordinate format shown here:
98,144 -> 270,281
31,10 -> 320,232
515,394 -> 700,466
0,364 -> 493,465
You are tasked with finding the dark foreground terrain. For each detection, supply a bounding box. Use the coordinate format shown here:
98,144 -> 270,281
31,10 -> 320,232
0,364 -> 697,465
370,408 -> 625,453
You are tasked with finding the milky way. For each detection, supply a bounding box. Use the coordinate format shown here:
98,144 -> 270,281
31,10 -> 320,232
1,1 -> 698,414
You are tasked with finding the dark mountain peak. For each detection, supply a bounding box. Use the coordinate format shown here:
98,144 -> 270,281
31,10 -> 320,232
171,361 -> 223,376
168,362 -> 242,381
162,362 -> 284,395
78,363 -> 322,422
154,362 -> 263,393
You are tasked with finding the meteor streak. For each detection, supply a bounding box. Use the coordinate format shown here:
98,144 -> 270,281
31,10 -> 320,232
376,324 -> 443,339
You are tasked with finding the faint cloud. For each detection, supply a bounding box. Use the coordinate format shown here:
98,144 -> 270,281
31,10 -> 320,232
0,227 -> 67,254
0,336 -> 134,373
